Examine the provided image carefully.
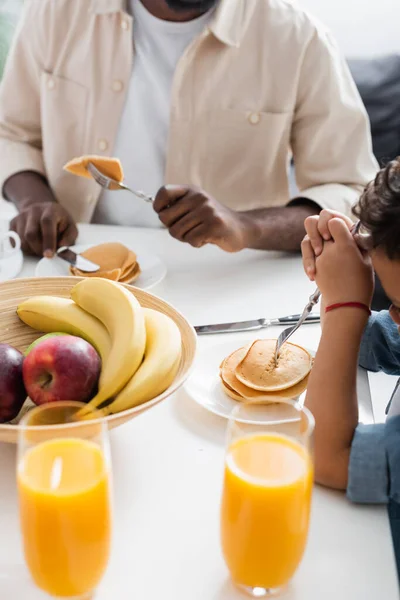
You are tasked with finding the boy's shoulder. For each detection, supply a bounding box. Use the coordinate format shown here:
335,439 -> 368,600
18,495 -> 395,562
360,311 -> 400,375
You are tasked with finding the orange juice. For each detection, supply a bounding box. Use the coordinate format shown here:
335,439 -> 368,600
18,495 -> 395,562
18,438 -> 111,598
221,433 -> 313,590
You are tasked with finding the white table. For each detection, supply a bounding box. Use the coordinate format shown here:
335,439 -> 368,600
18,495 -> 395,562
0,224 -> 398,599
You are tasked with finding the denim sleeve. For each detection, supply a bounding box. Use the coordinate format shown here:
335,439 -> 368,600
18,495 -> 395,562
385,415 -> 400,502
359,311 -> 400,375
347,423 -> 389,504
385,416 -> 400,584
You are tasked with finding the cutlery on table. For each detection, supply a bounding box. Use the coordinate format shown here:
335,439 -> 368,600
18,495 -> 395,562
56,247 -> 100,273
87,162 -> 154,204
195,312 -> 320,335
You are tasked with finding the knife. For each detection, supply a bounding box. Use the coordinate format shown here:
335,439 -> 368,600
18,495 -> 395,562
195,313 -> 320,335
56,247 -> 100,273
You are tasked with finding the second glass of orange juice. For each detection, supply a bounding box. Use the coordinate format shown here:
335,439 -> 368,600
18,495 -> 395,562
17,401 -> 112,600
221,400 -> 314,597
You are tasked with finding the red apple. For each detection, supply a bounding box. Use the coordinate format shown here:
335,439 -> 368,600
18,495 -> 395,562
23,335 -> 101,406
0,343 -> 26,423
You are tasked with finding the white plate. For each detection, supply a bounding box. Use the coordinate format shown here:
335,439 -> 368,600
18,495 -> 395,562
184,337 -> 313,420
35,244 -> 166,290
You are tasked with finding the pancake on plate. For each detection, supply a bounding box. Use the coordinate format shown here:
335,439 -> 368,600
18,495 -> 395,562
235,339 -> 312,392
220,344 -> 309,402
70,266 -> 122,281
118,262 -> 141,284
69,242 -> 141,285
220,379 -> 247,402
120,250 -> 139,278
64,155 -> 124,182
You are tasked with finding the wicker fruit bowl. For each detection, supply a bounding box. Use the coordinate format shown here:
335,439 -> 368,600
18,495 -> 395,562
0,277 -> 197,443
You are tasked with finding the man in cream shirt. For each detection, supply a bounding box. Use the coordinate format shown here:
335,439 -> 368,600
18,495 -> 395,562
0,0 -> 377,256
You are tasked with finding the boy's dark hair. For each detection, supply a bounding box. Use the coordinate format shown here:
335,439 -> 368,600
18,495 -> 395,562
354,158 -> 400,259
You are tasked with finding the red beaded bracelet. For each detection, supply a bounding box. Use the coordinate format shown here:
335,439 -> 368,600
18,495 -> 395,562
325,302 -> 371,316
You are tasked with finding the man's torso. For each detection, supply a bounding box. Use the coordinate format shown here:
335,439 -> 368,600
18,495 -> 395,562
16,0 -> 328,223
93,0 -> 214,227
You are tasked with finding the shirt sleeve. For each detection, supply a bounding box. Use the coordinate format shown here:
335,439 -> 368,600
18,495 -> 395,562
0,0 -> 47,196
359,311 -> 400,375
347,423 -> 389,504
291,28 -> 378,216
385,415 -> 400,503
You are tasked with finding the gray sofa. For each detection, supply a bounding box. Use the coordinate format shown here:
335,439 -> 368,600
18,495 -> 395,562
349,55 -> 400,166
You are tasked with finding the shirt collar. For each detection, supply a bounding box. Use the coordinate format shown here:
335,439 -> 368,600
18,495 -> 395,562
92,0 -> 251,48
210,0 -> 254,48
91,0 -> 126,15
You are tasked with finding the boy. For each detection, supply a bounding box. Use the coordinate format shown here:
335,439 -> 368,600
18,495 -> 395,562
301,159 -> 400,575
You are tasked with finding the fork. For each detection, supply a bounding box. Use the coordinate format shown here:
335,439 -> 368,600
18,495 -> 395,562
274,289 -> 321,365
87,163 -> 154,204
274,220 -> 364,364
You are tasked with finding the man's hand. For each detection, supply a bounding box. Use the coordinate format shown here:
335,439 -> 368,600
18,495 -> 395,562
302,209 -> 354,280
5,171 -> 78,257
310,218 -> 374,307
10,202 -> 78,257
153,185 -> 251,252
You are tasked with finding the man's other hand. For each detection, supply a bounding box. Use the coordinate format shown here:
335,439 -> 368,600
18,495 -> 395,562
153,185 -> 252,252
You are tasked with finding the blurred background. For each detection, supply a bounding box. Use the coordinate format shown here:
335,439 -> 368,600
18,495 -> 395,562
0,0 -> 23,79
301,0 -> 399,57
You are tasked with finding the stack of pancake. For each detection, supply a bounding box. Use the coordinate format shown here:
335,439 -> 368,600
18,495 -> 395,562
70,242 -> 141,285
220,339 -> 312,402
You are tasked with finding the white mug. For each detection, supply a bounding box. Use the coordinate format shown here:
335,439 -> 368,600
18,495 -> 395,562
0,230 -> 23,281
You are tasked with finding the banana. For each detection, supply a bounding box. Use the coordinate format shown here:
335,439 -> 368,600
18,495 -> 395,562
71,278 -> 146,412
100,308 -> 181,416
17,296 -> 111,362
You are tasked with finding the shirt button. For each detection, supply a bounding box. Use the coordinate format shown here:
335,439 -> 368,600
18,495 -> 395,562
112,80 -> 124,93
248,112 -> 261,125
121,18 -> 129,30
98,139 -> 108,152
47,78 -> 55,90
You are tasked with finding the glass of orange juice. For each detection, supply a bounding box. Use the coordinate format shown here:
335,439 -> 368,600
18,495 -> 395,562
220,400 -> 314,597
17,401 -> 112,599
